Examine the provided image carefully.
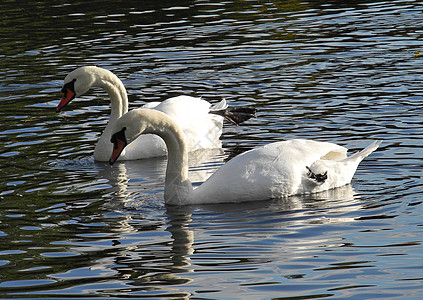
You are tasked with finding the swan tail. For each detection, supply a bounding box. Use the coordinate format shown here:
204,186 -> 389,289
210,98 -> 228,110
348,140 -> 382,162
224,106 -> 257,125
210,99 -> 257,125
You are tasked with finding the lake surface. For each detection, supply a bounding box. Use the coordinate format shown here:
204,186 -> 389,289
1,0 -> 423,299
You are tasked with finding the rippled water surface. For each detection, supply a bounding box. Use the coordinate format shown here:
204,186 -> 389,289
1,0 -> 423,299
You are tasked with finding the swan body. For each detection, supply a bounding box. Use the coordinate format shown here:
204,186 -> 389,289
57,66 -> 253,161
109,108 -> 381,205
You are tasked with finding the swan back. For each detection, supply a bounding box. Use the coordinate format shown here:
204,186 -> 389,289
190,140 -> 380,204
144,96 -> 224,151
191,139 -> 348,203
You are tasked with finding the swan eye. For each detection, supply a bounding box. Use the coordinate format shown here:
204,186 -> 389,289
61,78 -> 76,99
110,127 -> 127,148
61,78 -> 76,94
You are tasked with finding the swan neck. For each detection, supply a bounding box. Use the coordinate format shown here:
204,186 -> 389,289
94,72 -> 128,120
93,69 -> 129,160
152,116 -> 192,204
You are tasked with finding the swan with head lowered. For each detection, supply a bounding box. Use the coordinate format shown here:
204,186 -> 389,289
57,66 -> 255,161
108,108 -> 381,205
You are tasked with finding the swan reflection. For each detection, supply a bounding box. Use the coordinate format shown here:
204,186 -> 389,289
96,184 -> 363,295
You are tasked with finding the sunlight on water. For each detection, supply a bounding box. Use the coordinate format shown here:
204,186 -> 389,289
0,0 -> 423,299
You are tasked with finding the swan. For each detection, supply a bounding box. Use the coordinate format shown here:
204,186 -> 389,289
57,66 -> 255,161
108,108 -> 381,205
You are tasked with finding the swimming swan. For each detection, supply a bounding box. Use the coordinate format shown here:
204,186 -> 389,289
108,108 -> 381,205
57,66 -> 255,161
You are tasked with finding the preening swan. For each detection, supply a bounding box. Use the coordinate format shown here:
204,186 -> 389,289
57,66 -> 255,161
109,108 -> 381,205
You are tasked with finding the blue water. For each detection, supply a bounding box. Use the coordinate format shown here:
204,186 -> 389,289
1,0 -> 423,299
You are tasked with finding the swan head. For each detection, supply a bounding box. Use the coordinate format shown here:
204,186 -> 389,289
108,109 -> 151,165
57,66 -> 99,112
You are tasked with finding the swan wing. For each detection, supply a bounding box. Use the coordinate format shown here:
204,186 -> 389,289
151,96 -> 224,151
192,139 -> 347,203
141,102 -> 161,109
111,96 -> 225,160
304,140 -> 381,193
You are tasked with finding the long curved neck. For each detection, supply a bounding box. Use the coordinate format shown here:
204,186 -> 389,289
159,119 -> 193,205
138,110 -> 193,204
93,69 -> 128,122
93,69 -> 129,160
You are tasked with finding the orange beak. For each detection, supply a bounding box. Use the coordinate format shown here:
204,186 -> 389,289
56,88 -> 75,112
109,138 -> 127,165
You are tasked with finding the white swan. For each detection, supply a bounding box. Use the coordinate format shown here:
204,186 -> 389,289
57,66 -> 255,161
108,108 -> 381,205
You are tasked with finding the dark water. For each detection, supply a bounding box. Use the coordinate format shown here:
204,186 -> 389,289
1,0 -> 423,299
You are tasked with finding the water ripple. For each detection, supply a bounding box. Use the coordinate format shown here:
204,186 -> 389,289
0,0 -> 423,298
